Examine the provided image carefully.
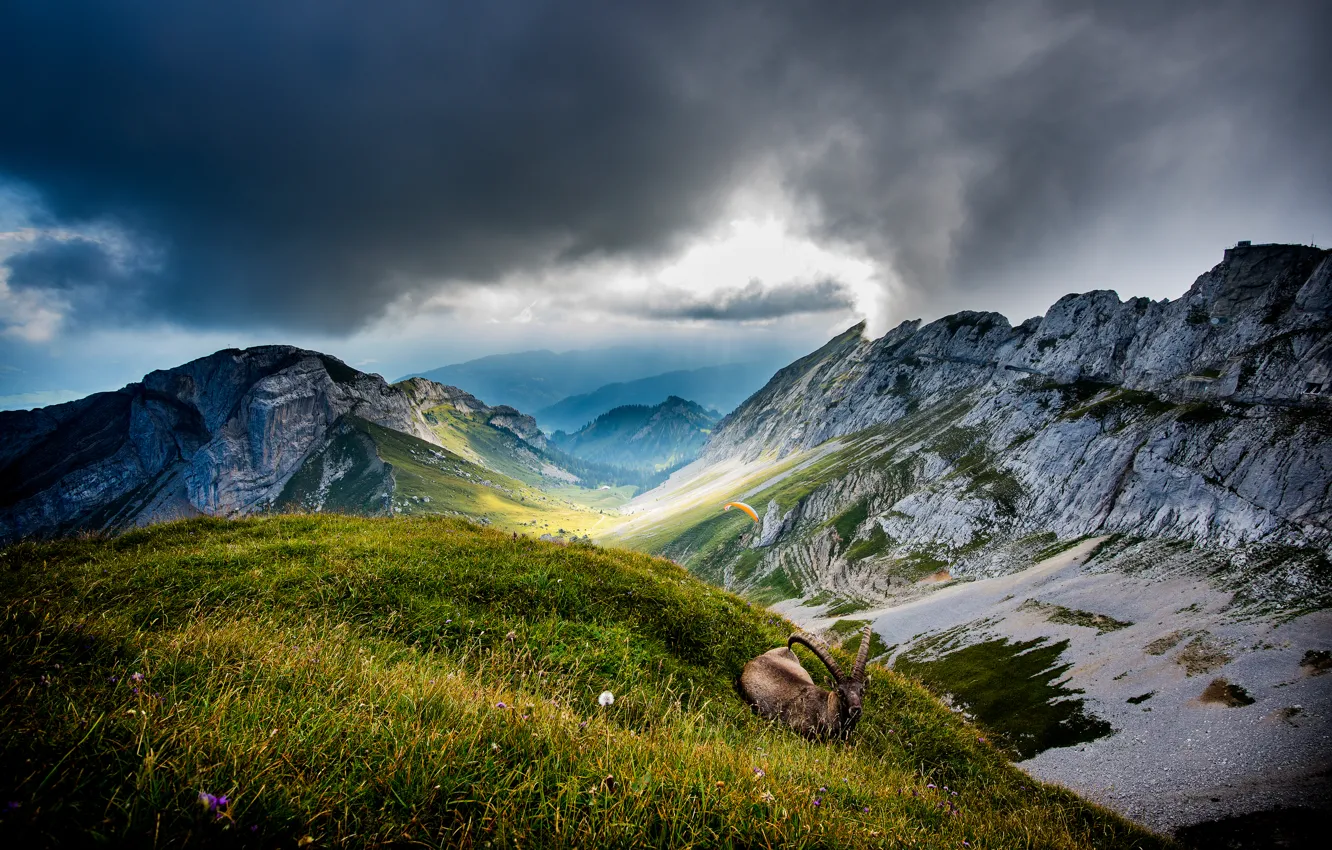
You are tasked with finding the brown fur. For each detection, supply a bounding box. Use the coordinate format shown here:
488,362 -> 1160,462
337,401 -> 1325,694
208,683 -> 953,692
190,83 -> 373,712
737,627 -> 871,741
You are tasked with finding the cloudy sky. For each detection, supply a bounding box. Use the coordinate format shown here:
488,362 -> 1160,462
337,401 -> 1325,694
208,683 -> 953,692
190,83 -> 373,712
1,0 -> 1328,409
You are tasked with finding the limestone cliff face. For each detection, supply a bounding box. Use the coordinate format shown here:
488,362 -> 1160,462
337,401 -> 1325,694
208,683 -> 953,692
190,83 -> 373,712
0,348 -> 546,542
691,244 -> 1332,602
708,244 -> 1330,463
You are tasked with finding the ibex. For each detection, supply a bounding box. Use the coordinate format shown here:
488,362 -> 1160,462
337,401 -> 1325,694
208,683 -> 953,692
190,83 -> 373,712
737,625 -> 872,740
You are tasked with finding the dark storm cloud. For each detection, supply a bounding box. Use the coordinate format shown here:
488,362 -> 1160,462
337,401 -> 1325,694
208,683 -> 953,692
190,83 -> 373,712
5,238 -> 121,292
633,279 -> 854,322
1,0 -> 1327,333
3,237 -> 149,324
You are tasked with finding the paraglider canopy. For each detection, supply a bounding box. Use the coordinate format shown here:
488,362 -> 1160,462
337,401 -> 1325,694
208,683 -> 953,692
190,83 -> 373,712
722,501 -> 759,523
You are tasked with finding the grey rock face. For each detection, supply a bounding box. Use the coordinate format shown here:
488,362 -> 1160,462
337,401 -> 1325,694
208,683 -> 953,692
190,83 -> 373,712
692,244 -> 1332,603
0,347 -> 547,542
396,377 -> 548,448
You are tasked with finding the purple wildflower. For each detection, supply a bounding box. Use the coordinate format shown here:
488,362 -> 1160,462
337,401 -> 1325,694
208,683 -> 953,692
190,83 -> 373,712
198,792 -> 229,813
752,768 -> 765,778
927,784 -> 936,789
130,672 -> 144,682
496,701 -> 507,709
813,798 -> 821,807
132,688 -> 139,694
819,786 -> 827,792
250,825 -> 259,832
5,801 -> 19,811
108,676 -> 118,683
863,806 -> 870,813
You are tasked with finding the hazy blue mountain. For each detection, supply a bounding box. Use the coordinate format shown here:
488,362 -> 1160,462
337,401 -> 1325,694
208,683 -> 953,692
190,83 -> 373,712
534,362 -> 775,432
402,348 -> 711,413
549,396 -> 719,471
400,343 -> 806,415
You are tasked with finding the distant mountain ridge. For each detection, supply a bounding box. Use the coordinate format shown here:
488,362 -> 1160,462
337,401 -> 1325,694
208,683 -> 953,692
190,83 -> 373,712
550,396 -> 719,471
534,362 -> 774,432
403,346 -> 775,414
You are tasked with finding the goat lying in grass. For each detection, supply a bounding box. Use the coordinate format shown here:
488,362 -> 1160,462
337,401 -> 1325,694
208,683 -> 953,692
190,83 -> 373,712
738,625 -> 871,740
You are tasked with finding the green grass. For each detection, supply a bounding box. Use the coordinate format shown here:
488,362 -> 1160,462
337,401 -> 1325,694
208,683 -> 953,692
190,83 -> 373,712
845,526 -> 890,563
548,484 -> 636,512
748,566 -> 804,606
828,500 -> 870,551
824,597 -> 873,617
1062,389 -> 1177,423
1017,600 -> 1133,634
1029,535 -> 1089,563
0,516 -> 1166,848
418,400 -> 550,487
894,626 -> 1114,761
827,620 -> 891,659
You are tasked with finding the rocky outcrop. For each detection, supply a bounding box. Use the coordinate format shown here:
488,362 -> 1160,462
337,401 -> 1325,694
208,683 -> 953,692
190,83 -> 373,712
396,377 -> 548,449
707,244 -> 1330,463
684,244 -> 1332,603
0,347 -> 551,542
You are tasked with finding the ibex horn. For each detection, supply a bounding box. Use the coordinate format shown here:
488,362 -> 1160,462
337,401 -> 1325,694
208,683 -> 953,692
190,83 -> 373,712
853,625 -> 872,681
789,631 -> 844,683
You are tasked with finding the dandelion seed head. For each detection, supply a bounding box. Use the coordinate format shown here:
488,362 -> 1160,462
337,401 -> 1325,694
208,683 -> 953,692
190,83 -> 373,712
598,691 -> 614,706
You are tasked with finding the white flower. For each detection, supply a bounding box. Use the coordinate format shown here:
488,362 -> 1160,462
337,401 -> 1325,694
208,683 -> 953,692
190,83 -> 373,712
598,690 -> 615,707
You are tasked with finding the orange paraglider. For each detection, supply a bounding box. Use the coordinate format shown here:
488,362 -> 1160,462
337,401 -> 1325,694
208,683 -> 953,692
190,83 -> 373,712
722,501 -> 760,523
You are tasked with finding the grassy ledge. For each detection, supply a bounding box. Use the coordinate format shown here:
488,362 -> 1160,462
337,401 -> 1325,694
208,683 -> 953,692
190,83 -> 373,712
0,516 -> 1168,848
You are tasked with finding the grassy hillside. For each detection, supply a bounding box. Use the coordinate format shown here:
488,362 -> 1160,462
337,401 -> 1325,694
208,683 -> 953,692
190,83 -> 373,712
275,418 -> 617,540
0,516 -> 1167,848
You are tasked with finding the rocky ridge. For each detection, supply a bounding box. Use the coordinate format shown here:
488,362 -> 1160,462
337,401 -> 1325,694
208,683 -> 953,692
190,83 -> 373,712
0,348 -> 553,542
654,244 -> 1331,611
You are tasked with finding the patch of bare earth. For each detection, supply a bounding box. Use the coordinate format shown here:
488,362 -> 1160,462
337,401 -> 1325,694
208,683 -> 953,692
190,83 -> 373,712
1174,635 -> 1231,675
1299,649 -> 1331,676
1197,678 -> 1255,707
1143,629 -> 1194,655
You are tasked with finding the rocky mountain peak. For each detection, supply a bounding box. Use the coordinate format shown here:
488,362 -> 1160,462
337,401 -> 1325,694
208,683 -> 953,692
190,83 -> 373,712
0,346 -> 558,542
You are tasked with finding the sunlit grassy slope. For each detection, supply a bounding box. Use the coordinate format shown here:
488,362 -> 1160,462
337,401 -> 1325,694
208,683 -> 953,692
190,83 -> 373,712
276,418 -> 619,539
0,515 -> 1168,848
611,395 -> 984,596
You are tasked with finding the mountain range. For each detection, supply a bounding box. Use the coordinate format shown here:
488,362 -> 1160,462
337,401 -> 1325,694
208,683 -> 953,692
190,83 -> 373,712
533,362 -> 774,433
0,349 -> 634,543
403,345 -> 792,415
2,242 -> 1330,835
549,396 -> 719,471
